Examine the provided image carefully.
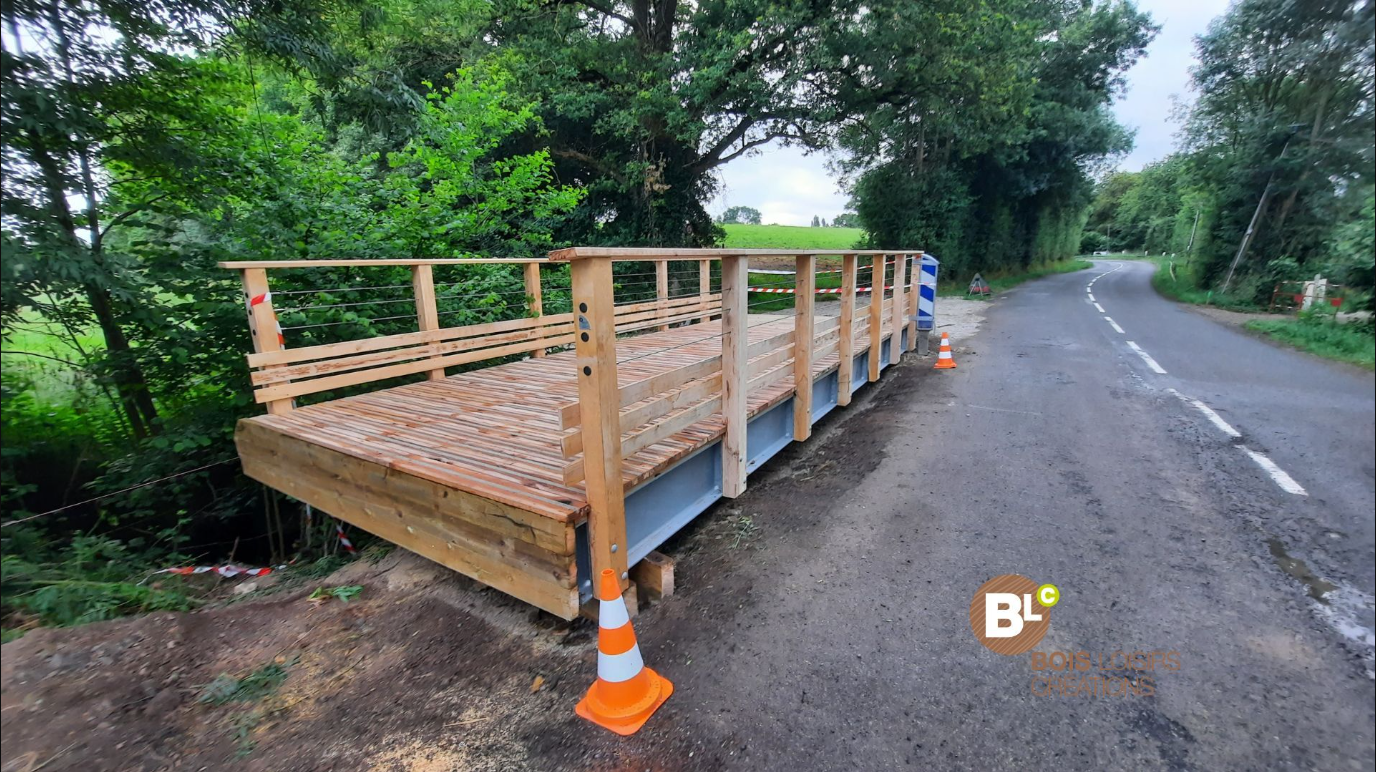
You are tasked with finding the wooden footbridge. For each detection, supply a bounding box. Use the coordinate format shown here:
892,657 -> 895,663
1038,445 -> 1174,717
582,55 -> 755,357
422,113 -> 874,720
223,248 -> 925,618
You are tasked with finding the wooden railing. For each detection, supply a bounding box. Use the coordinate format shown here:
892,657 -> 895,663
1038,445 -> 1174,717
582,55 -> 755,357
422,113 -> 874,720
550,247 -> 923,590
222,250 -> 922,597
219,257 -> 721,413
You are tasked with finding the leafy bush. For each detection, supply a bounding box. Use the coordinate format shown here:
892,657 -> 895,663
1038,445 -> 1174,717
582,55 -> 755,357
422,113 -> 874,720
1,534 -> 198,631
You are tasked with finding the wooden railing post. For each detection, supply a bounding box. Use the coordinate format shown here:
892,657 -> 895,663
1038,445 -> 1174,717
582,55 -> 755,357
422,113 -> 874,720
868,254 -> 885,381
571,257 -> 629,587
241,267 -> 293,415
721,255 -> 748,498
838,254 -> 857,406
890,252 -> 909,364
907,252 -> 921,351
656,260 -> 670,331
411,264 -> 445,380
698,259 -> 711,323
524,261 -> 545,358
793,254 -> 815,441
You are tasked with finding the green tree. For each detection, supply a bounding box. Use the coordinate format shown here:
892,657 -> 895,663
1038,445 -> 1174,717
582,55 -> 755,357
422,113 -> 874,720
831,212 -> 860,228
847,0 -> 1155,278
719,205 -> 761,225
1184,0 -> 1375,295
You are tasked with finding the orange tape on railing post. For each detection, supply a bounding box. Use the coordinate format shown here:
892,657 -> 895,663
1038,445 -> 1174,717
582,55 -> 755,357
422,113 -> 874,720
241,267 -> 293,415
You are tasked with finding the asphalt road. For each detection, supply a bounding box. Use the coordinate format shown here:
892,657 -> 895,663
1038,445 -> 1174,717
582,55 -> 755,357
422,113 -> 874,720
603,259 -> 1376,771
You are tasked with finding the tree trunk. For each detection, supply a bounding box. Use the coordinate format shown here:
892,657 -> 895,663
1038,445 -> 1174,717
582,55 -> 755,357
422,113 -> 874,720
41,0 -> 160,438
1272,86 -> 1330,240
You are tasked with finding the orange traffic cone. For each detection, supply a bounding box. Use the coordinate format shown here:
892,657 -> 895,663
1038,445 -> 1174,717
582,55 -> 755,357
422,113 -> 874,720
934,332 -> 957,369
576,569 -> 673,735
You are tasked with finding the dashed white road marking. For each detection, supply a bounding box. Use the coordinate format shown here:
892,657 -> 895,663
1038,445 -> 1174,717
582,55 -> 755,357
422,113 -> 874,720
1093,302 -> 1106,313
1104,316 -> 1125,334
1168,389 -> 1240,437
1240,447 -> 1309,496
1087,292 -> 1095,301
1126,341 -> 1167,374
1166,388 -> 1307,496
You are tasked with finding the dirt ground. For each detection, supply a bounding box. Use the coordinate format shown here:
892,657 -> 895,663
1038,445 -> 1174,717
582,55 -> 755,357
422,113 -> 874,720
1181,304 -> 1274,328
0,302 -> 988,772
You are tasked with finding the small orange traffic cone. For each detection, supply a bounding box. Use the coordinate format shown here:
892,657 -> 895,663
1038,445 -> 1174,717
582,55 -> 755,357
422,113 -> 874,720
934,332 -> 957,369
576,569 -> 673,735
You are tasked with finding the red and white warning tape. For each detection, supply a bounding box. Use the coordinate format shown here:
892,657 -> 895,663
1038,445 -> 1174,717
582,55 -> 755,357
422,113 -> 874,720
155,518 -> 357,579
748,259 -> 897,277
747,283 -> 911,295
157,564 -> 280,578
248,290 -> 286,345
336,522 -> 357,554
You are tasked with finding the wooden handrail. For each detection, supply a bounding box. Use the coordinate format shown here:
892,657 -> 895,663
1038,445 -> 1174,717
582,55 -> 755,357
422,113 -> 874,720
550,247 -> 909,261
217,258 -> 550,268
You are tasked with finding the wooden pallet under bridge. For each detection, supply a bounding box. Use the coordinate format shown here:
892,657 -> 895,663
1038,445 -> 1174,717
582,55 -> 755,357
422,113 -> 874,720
224,248 -> 925,618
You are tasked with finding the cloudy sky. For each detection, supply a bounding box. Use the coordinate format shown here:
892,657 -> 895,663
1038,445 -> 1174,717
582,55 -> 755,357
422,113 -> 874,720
710,0 -> 1234,226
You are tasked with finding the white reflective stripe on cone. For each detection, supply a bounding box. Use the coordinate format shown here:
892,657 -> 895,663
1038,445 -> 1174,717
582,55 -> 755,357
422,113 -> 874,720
599,597 -> 630,629
597,646 -> 645,683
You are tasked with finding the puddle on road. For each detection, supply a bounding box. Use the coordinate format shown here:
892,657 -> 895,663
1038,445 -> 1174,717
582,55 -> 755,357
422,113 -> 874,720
1267,537 -> 1338,601
1267,537 -> 1376,676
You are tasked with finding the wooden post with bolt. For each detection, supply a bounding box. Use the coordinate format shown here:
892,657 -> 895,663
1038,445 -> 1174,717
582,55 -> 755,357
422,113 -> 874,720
656,261 -> 670,331
412,264 -> 445,380
890,252 -> 909,364
907,253 -> 920,352
570,257 -> 629,588
524,261 -> 545,358
720,255 -> 749,498
868,254 -> 885,381
241,268 -> 293,415
698,259 -> 712,323
837,254 -> 857,406
793,253 -> 815,440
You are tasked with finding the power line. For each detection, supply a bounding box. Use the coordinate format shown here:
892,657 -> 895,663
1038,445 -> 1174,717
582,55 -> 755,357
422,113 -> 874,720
1,458 -> 240,528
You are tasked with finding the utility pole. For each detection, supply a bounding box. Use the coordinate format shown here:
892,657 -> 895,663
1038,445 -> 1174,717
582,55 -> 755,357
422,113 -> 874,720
1221,135 -> 1294,294
1185,208 -> 1200,266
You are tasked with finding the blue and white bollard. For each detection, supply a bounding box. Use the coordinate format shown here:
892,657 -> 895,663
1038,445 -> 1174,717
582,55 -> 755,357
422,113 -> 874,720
916,254 -> 939,355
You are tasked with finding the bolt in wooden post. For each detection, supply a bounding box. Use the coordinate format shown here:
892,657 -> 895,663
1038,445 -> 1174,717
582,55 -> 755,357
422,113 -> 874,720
837,254 -> 857,406
721,255 -> 749,498
241,268 -> 293,415
793,254 -> 815,441
524,261 -> 545,358
868,254 -> 886,381
698,259 -> 712,323
890,252 -> 909,364
412,264 -> 445,380
571,257 -> 629,586
656,260 -> 670,331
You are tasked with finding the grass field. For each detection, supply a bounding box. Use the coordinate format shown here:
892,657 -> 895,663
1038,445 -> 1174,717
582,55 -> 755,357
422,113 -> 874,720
721,223 -> 865,250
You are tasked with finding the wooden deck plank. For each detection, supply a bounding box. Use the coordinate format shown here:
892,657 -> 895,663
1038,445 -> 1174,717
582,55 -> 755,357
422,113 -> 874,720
241,315 -> 897,526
